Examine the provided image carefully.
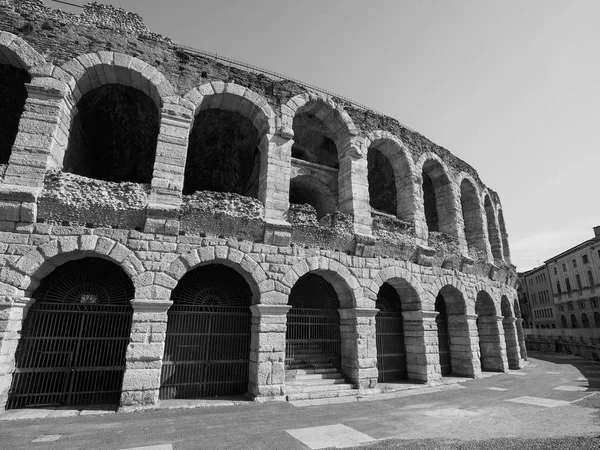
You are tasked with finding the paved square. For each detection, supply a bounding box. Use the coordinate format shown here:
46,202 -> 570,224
487,387 -> 508,391
554,385 -> 589,392
507,372 -> 529,376
505,396 -> 571,408
421,408 -> 479,419
286,424 -> 376,449
31,435 -> 62,443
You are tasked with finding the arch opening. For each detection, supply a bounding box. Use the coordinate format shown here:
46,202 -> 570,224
571,314 -> 578,329
289,176 -> 335,220
286,273 -> 341,372
64,84 -> 159,183
475,291 -> 503,372
6,258 -> 134,410
292,112 -> 339,169
561,315 -> 568,328
368,147 -> 397,215
460,179 -> 485,253
0,64 -> 30,165
422,159 -> 453,235
184,109 -> 260,198
160,264 -> 252,400
375,282 -> 407,382
595,312 -> 600,328
498,210 -> 511,261
501,296 -> 519,369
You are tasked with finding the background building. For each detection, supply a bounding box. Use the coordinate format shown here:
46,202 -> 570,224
517,266 -> 555,329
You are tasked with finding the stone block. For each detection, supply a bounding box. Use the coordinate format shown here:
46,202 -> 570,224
126,343 -> 164,361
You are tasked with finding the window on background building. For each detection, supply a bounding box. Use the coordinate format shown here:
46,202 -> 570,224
536,324 -> 540,329
583,254 -> 589,264
552,324 -> 556,328
566,278 -> 572,293
576,274 -> 583,290
592,299 -> 599,309
561,315 -> 567,328
579,301 -> 586,309
554,267 -> 558,275
563,263 -> 567,272
557,281 -> 562,295
568,303 -> 574,310
588,271 -> 595,286
572,259 -> 577,268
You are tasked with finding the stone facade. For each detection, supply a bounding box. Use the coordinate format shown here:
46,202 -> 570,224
0,1 -> 524,411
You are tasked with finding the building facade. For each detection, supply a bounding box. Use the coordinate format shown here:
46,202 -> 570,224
517,266 -> 555,329
0,0 -> 524,412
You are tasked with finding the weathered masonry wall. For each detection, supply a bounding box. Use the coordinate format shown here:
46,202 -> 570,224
0,0 -> 523,411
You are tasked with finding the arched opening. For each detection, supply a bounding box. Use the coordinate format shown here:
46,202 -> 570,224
561,315 -> 568,328
422,160 -> 454,235
476,292 -> 504,371
571,314 -> 578,328
160,264 -> 252,399
435,294 -> 451,375
484,196 -> 502,260
0,64 -> 30,165
64,84 -> 159,183
501,296 -> 519,369
6,258 -> 134,410
460,179 -> 485,252
498,209 -> 511,261
289,176 -> 335,220
582,313 -> 590,328
375,283 -> 406,382
291,112 -> 338,169
184,109 -> 260,198
368,148 -> 396,215
595,312 -> 600,328
286,273 -> 341,372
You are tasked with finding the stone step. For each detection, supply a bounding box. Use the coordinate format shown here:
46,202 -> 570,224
286,372 -> 343,381
286,387 -> 359,401
287,377 -> 348,387
291,368 -> 339,375
285,382 -> 355,394
285,363 -> 337,370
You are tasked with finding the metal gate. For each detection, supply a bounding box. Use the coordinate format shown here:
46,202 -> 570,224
285,274 -> 341,370
6,259 -> 133,410
160,265 -> 251,400
435,295 -> 452,376
375,292 -> 407,382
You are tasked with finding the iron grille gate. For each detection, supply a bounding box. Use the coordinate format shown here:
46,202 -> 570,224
435,295 -> 451,376
285,308 -> 341,370
159,264 -> 252,400
6,259 -> 134,410
375,311 -> 407,382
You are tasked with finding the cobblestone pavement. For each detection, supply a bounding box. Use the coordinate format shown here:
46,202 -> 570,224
1,352 -> 600,450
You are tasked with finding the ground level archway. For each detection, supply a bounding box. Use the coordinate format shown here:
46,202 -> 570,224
375,283 -> 407,382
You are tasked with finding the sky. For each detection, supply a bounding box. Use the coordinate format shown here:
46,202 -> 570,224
45,0 -> 600,271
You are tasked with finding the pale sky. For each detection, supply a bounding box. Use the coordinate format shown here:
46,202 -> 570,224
46,0 -> 600,271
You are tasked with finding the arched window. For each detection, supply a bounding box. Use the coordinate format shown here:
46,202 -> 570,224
561,315 -> 567,328
571,314 -> 578,328
292,112 -> 338,169
0,63 -> 31,164
582,313 -> 590,328
594,312 -> 600,328
368,147 -> 396,215
422,159 -> 454,235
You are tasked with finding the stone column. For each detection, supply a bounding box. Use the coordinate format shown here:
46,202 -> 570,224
402,310 -> 442,383
260,135 -> 293,246
337,145 -> 373,237
447,314 -> 481,377
248,304 -> 290,401
338,308 -> 378,392
516,318 -> 528,361
119,299 -> 172,412
1,80 -> 71,223
477,315 -> 508,372
503,316 -> 522,369
0,297 -> 30,407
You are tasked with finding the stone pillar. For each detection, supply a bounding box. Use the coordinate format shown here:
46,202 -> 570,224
516,318 -> 528,361
477,315 -> 508,372
339,308 -> 378,392
1,79 -> 71,223
503,316 -> 522,369
145,107 -> 193,235
260,134 -> 293,246
337,145 -> 373,237
0,297 -> 30,407
119,299 -> 171,412
248,304 -> 290,401
402,310 -> 442,383
447,314 -> 481,377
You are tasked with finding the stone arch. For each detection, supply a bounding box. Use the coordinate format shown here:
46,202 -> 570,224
416,153 -> 459,238
429,278 -> 469,315
370,265 -> 425,311
0,236 -> 143,294
475,290 -> 506,371
60,52 -> 174,107
458,174 -> 487,255
498,208 -> 511,262
281,257 -> 360,309
289,174 -> 336,220
475,290 -> 498,316
483,191 -> 503,261
184,82 -> 276,137
0,31 -> 47,71
364,131 -> 417,221
282,92 -> 357,153
501,295 -> 513,318
165,246 -> 266,305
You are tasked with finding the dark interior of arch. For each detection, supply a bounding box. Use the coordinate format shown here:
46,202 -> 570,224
422,171 -> 438,232
184,109 -> 260,197
292,113 -> 338,169
64,84 -> 158,183
289,178 -> 333,219
475,292 -> 496,316
376,282 -> 402,312
368,148 -> 397,215
33,258 -> 134,305
0,64 -> 30,164
288,273 -> 340,309
438,286 -> 466,315
170,264 -> 252,306
501,297 -> 512,318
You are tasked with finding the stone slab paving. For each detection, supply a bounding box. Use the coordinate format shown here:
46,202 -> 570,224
554,385 -> 590,392
487,387 -> 508,391
505,396 -> 571,408
122,446 -> 173,450
286,424 -> 376,449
